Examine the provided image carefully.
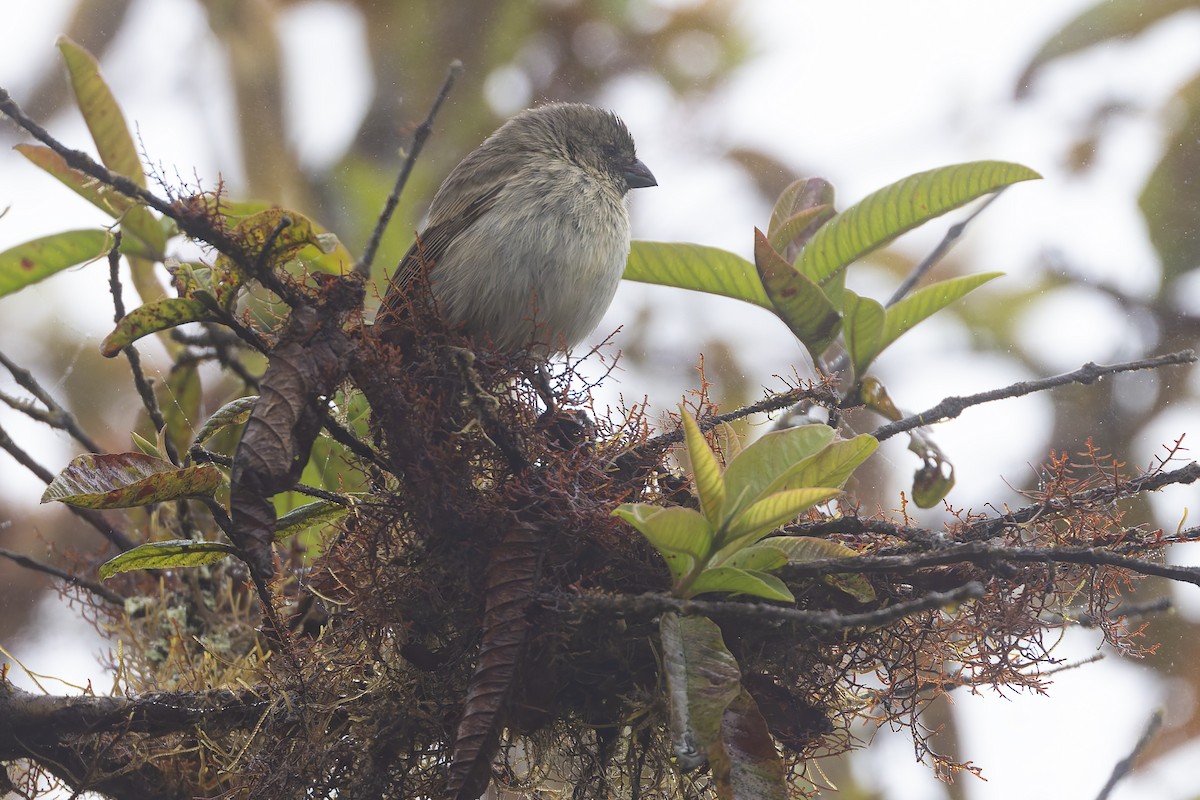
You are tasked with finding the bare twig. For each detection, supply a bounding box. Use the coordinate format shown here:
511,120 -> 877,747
0,548 -> 124,605
0,423 -> 134,551
0,352 -> 102,453
638,383 -> 840,454
964,461 -> 1200,542
553,582 -> 983,630
779,537 -> 1200,588
108,233 -> 179,465
1095,709 -> 1163,800
870,350 -> 1197,442
886,189 -> 1007,307
355,60 -> 464,277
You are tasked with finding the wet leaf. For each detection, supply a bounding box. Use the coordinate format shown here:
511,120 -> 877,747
101,298 -> 213,356
98,539 -> 237,579
0,230 -> 112,297
192,396 -> 258,447
41,453 -> 221,508
660,612 -> 742,771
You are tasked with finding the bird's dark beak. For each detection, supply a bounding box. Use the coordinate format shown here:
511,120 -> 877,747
623,159 -> 657,189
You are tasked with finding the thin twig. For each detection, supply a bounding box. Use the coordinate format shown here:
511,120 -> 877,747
886,189 -> 1006,307
870,350 -> 1197,442
0,352 -> 103,453
553,582 -> 983,630
638,384 -> 840,454
779,536 -> 1200,588
0,423 -> 134,551
108,234 -> 178,465
1095,709 -> 1163,800
355,60 -> 464,277
0,548 -> 124,606
964,461 -> 1200,542
191,446 -> 356,505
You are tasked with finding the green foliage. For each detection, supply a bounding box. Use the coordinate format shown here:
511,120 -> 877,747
98,539 -> 238,579
614,410 -> 876,602
624,161 -> 1039,386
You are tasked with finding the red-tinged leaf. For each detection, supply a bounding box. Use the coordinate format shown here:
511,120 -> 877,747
768,177 -> 835,245
753,228 -> 841,355
98,539 -> 237,579
0,230 -> 112,298
101,298 -> 213,357
40,453 -> 221,509
766,204 -> 835,260
58,36 -> 146,187
711,689 -> 788,800
660,612 -> 742,771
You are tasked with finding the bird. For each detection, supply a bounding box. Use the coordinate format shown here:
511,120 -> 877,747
375,102 -> 656,355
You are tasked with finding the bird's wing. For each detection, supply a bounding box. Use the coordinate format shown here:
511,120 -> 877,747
374,182 -> 504,334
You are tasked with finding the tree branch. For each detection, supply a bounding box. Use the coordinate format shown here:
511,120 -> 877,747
551,582 -> 983,630
871,350 -> 1197,442
355,60 -> 463,277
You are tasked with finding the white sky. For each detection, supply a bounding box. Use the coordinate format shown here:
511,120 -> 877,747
1,1 -> 1199,798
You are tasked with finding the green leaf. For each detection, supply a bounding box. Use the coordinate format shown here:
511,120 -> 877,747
723,542 -> 788,572
768,535 -> 877,602
613,504 -> 713,581
879,272 -> 1002,358
625,240 -> 770,309
101,298 -> 214,357
762,435 -> 878,497
688,567 -> 794,602
753,228 -> 841,354
274,499 -> 354,541
58,36 -> 145,186
99,539 -> 237,579
912,454 -> 956,509
796,161 -> 1041,304
192,395 -> 258,447
41,453 -> 222,508
841,289 -> 886,376
660,612 -> 742,770
721,487 -> 840,546
723,425 -> 835,519
0,230 -> 112,298
161,362 -> 201,456
57,38 -> 169,256
681,409 -> 725,529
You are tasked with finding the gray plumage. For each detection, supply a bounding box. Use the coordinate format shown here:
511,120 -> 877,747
381,102 -> 656,354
